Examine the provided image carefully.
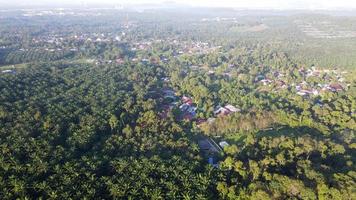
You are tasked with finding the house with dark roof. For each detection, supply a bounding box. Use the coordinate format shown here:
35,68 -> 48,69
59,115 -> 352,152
198,139 -> 219,153
328,83 -> 344,92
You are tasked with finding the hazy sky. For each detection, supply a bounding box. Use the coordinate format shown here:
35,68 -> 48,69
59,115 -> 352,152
1,0 -> 356,9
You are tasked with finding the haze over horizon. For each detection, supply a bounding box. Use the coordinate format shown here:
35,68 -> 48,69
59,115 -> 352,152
1,0 -> 356,10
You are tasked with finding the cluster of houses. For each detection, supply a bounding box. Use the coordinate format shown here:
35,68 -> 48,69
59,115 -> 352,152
93,39 -> 221,67
172,40 -> 222,56
23,32 -> 221,66
179,96 -> 197,121
131,41 -> 154,51
157,79 -> 241,126
256,67 -> 348,97
294,82 -> 344,96
158,88 -> 198,122
255,72 -> 288,89
30,32 -> 126,47
295,68 -> 347,96
131,39 -> 221,57
93,55 -> 165,66
22,9 -> 106,17
149,73 -> 237,168
201,17 -> 239,23
11,28 -> 223,70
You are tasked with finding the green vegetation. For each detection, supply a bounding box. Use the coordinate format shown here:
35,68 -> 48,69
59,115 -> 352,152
0,8 -> 355,199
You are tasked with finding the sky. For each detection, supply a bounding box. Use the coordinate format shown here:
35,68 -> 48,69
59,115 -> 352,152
1,0 -> 356,10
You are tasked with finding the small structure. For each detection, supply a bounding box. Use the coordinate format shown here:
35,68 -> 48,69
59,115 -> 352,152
214,107 -> 231,116
296,88 -> 319,96
198,139 -> 219,153
255,75 -> 265,82
141,58 -> 149,63
297,91 -> 307,96
327,83 -> 344,92
116,58 -> 124,64
161,77 -> 170,82
214,105 -> 240,117
219,141 -> 229,149
208,70 -> 215,75
179,103 -> 190,112
224,105 -> 240,113
260,79 -> 273,85
182,96 -> 193,105
2,70 -> 15,74
178,96 -> 197,121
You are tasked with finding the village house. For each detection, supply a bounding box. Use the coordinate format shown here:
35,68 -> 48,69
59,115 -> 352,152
219,141 -> 229,149
214,104 -> 240,117
223,72 -> 233,77
255,74 -> 265,82
2,69 -> 16,74
208,70 -> 215,75
274,71 -> 285,78
179,103 -> 190,112
161,77 -> 170,83
116,58 -> 124,64
141,58 -> 149,63
182,96 -> 193,105
198,139 -> 219,153
214,107 -> 231,116
178,96 -> 197,121
224,105 -> 240,112
327,83 -> 344,92
297,90 -> 311,96
179,103 -> 197,115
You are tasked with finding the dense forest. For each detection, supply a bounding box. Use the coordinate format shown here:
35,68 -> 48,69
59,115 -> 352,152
0,8 -> 355,199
